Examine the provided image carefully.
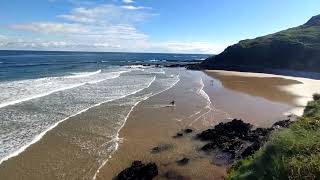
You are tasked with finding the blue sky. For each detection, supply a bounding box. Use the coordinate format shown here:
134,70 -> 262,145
0,0 -> 319,53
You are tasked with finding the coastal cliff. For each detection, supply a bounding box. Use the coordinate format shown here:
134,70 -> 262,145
200,15 -> 320,73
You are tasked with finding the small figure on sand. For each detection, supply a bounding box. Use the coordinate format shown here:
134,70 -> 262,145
170,100 -> 175,106
210,80 -> 214,86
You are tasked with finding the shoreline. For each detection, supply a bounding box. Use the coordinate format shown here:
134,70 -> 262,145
1,68 -> 317,179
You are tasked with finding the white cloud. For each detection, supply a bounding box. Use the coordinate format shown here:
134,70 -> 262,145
0,39 -> 70,49
12,22 -> 88,33
93,43 -> 121,48
123,0 -> 134,3
5,20 -> 150,51
4,3 -> 229,53
0,35 -> 8,47
58,4 -> 153,24
152,41 -> 228,54
10,3 -> 152,43
0,34 -> 228,53
0,35 -> 7,40
121,5 -> 150,10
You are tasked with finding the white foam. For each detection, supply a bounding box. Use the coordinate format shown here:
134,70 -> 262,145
153,69 -> 166,74
126,65 -> 145,69
67,69 -> 102,78
91,78 -> 155,180
0,83 -> 85,109
0,70 -> 128,109
189,77 -> 231,126
188,110 -> 202,119
92,74 -> 180,180
0,75 -> 156,165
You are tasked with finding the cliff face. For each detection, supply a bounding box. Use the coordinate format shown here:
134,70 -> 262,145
202,15 -> 320,72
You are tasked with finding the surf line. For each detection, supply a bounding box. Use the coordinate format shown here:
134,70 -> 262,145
188,77 -> 231,126
92,74 -> 180,180
0,74 -> 154,165
0,70 -> 129,109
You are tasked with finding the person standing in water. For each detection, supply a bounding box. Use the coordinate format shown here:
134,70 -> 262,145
170,100 -> 175,106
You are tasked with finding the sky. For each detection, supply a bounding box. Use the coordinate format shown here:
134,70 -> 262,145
0,0 -> 319,54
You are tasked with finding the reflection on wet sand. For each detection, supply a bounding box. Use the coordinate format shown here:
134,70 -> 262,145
205,70 -> 302,106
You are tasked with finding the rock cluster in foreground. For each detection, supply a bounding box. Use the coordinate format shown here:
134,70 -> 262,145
196,119 -> 293,164
114,118 -> 293,179
115,161 -> 158,180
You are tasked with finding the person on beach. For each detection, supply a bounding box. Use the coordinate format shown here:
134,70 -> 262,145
170,100 -> 175,106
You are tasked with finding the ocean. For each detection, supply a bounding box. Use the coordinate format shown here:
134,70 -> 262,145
0,50 -> 209,165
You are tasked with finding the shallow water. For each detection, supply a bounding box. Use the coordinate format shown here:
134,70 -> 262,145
0,51 -> 204,166
0,67 -> 181,180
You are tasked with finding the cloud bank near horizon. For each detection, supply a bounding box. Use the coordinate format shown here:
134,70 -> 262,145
0,1 -> 229,54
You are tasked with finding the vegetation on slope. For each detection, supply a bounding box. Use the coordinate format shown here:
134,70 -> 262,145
228,94 -> 320,180
201,15 -> 320,72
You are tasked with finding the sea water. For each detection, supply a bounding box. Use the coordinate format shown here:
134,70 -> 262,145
0,50 -> 209,166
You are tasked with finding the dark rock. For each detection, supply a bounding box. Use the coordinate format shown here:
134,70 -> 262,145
200,142 -> 217,152
184,128 -> 193,134
151,144 -> 173,154
115,161 -> 158,180
176,157 -> 189,166
196,118 -> 292,164
196,119 -> 252,141
272,119 -> 293,129
221,139 -> 244,158
241,142 -> 262,158
164,64 -> 184,68
173,133 -> 183,138
213,152 -> 234,166
186,63 -> 203,70
245,128 -> 272,142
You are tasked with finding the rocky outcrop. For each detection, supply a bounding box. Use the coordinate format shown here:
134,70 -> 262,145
115,161 -> 158,180
184,129 -> 193,134
115,118 -> 293,179
173,128 -> 194,138
176,157 -> 190,166
151,144 -> 173,154
196,119 -> 292,164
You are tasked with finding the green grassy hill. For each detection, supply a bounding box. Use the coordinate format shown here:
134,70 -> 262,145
228,94 -> 320,180
201,15 -> 320,72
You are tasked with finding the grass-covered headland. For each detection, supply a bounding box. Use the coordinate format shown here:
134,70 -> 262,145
228,94 -> 320,180
198,15 -> 320,74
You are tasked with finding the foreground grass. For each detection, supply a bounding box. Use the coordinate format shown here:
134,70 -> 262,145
228,94 -> 320,180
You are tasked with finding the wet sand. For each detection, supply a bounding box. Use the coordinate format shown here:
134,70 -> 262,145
95,69 -> 302,179
207,70 -> 320,116
1,68 -> 316,180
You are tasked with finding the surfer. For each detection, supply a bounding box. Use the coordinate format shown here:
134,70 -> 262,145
170,100 -> 175,106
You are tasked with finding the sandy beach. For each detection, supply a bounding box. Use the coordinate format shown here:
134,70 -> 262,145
95,69 -> 314,179
1,68 -> 319,180
206,70 -> 320,116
